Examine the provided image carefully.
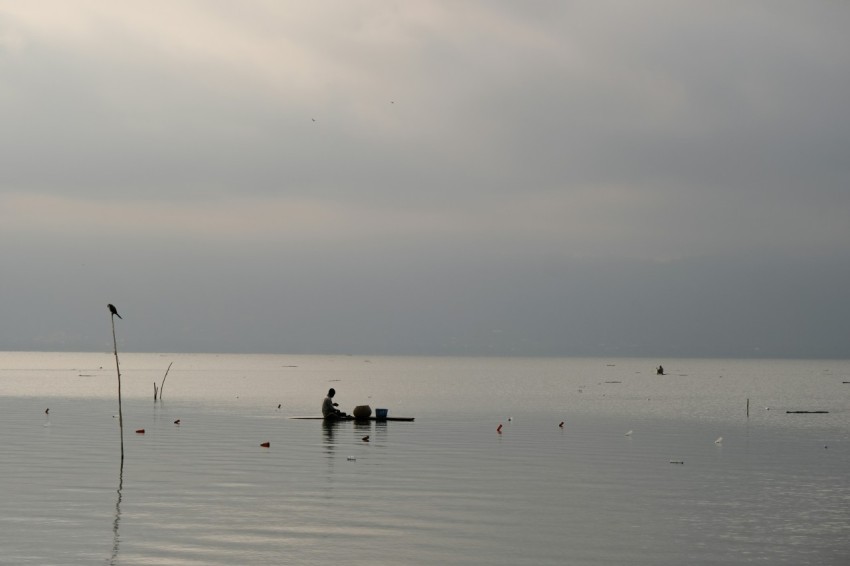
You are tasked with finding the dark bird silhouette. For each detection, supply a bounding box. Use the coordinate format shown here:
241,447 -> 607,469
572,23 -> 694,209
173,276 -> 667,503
108,304 -> 122,319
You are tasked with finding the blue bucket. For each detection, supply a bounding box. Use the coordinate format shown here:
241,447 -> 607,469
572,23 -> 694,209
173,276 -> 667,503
375,408 -> 388,419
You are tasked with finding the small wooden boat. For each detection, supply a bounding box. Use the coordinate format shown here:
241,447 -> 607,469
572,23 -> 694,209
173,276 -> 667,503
291,415 -> 415,422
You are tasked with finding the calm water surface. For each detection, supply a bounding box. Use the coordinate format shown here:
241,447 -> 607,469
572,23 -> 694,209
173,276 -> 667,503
0,353 -> 848,565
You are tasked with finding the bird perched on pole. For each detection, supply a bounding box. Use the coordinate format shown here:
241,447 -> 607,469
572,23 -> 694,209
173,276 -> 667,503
108,304 -> 122,319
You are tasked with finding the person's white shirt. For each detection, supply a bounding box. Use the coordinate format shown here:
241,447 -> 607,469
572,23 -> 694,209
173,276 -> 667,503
322,395 -> 335,417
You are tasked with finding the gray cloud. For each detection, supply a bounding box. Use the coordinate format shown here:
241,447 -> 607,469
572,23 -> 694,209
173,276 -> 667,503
1,1 -> 849,357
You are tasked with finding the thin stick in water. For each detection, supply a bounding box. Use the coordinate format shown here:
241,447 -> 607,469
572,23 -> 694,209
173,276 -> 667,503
158,362 -> 173,400
109,303 -> 124,462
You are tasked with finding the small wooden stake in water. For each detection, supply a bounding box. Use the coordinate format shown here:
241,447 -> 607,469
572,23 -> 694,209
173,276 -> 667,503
109,304 -> 124,463
158,362 -> 173,400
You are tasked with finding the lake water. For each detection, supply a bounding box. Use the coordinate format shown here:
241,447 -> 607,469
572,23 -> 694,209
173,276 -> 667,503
0,352 -> 848,565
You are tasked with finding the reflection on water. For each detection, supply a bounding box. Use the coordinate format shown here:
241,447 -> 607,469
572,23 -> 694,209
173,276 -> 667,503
110,460 -> 123,566
322,419 -> 336,452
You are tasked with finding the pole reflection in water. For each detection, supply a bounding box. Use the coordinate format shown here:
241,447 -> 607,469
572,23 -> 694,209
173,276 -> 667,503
109,459 -> 123,565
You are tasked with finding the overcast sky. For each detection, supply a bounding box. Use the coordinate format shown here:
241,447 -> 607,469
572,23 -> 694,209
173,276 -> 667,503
1,1 -> 848,358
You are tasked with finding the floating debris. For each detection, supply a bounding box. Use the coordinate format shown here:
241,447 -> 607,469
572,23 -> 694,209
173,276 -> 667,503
715,437 -> 723,444
786,411 -> 829,414
347,456 -> 356,461
135,429 -> 145,434
669,460 -> 684,465
625,430 -> 633,436
174,419 -> 181,425
497,424 -> 503,434
260,442 -> 270,448
362,435 -> 370,442
559,421 -> 564,428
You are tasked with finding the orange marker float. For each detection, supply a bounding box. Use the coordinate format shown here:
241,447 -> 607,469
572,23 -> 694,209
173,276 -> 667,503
260,442 -> 270,448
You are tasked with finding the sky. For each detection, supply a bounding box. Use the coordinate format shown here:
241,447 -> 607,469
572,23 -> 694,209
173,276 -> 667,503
1,1 -> 849,358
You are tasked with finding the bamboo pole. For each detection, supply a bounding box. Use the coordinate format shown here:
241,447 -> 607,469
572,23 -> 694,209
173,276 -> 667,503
158,362 -> 173,400
110,306 -> 124,462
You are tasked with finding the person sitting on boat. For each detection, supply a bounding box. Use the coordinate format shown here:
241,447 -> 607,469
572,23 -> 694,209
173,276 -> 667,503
322,388 -> 346,419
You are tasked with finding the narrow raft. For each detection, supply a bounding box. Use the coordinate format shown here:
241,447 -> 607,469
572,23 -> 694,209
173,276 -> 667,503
291,416 -> 415,422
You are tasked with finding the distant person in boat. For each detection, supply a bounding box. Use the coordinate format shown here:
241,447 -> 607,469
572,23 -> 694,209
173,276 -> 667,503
322,388 -> 346,419
657,365 -> 664,375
